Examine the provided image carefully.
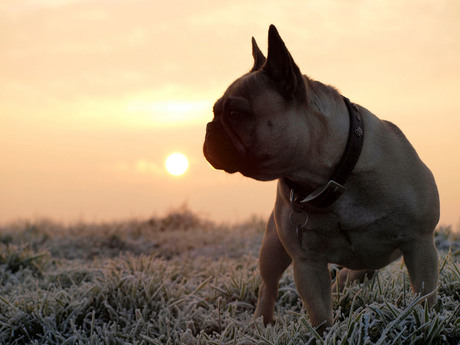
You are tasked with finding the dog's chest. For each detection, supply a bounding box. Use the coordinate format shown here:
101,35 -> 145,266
300,209 -> 405,269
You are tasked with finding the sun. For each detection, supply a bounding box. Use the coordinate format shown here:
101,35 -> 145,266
165,153 -> 189,176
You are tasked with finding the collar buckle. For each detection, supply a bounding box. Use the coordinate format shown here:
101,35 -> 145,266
298,180 -> 345,206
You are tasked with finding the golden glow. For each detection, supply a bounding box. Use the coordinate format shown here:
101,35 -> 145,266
165,153 -> 189,176
125,99 -> 211,126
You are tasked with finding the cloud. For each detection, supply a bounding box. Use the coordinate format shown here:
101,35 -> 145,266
114,160 -> 164,176
126,98 -> 211,126
135,160 -> 163,174
0,0 -> 89,11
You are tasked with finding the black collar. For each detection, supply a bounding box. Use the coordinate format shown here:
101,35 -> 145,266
284,96 -> 364,208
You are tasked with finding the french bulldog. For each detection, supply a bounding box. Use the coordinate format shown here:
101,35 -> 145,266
203,25 -> 439,329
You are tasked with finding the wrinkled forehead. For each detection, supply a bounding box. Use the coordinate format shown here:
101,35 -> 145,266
213,72 -> 280,112
225,72 -> 270,96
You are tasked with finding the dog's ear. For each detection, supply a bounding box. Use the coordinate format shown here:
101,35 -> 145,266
250,37 -> 266,72
263,25 -> 305,102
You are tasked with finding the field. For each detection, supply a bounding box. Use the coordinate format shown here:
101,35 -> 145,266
0,208 -> 458,344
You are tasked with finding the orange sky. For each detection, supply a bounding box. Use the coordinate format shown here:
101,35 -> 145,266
1,0 -> 459,229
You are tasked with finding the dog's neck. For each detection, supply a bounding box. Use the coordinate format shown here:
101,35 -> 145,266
284,83 -> 364,207
286,81 -> 350,188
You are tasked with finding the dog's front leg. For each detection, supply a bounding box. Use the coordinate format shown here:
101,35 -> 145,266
293,258 -> 332,329
254,211 -> 292,324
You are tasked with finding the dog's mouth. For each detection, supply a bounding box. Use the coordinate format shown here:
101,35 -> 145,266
203,120 -> 256,175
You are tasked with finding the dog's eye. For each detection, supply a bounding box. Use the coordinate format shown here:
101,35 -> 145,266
229,110 -> 248,119
224,97 -> 251,120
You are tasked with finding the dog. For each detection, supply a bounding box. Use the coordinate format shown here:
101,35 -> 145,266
203,25 -> 439,329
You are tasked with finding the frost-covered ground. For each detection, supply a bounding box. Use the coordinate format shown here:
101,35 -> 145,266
0,209 -> 458,344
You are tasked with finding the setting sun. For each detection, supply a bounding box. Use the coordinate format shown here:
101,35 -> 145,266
165,153 -> 189,176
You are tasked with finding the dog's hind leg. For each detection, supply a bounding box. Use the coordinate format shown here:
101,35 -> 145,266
401,236 -> 438,306
254,211 -> 292,324
331,268 -> 376,293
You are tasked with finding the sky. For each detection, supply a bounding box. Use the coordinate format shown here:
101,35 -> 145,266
1,0 -> 459,229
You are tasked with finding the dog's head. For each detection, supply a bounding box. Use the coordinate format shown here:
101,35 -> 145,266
203,25 -> 308,181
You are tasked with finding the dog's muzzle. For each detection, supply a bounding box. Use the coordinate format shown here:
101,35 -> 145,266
203,120 -> 245,174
